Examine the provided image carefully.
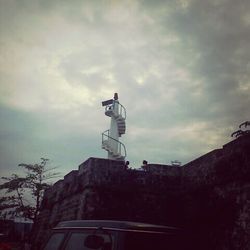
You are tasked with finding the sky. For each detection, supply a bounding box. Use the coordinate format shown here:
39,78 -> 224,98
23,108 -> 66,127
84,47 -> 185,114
0,0 -> 249,179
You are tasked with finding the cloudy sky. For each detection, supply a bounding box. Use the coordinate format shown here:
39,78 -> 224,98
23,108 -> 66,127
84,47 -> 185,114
0,0 -> 249,178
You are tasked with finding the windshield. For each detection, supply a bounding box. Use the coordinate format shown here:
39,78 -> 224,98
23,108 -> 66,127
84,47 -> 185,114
43,231 -> 115,250
43,233 -> 65,250
65,232 -> 114,250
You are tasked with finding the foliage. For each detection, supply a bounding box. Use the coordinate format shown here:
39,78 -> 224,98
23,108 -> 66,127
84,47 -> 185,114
231,121 -> 250,138
0,158 -> 60,222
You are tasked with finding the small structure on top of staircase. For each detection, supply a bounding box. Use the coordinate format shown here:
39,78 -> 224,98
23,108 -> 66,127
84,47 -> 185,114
101,93 -> 126,161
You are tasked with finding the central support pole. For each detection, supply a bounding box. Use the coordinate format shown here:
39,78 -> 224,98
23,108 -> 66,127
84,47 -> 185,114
108,93 -> 119,159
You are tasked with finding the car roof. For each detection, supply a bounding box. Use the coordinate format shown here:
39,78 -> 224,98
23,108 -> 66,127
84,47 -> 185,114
54,220 -> 178,233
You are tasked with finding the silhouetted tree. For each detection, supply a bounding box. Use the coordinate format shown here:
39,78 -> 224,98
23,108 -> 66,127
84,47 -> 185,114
239,121 -> 250,129
231,121 -> 250,138
0,158 -> 60,222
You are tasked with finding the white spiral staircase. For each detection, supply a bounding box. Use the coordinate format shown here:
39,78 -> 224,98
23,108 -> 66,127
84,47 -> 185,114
101,98 -> 126,161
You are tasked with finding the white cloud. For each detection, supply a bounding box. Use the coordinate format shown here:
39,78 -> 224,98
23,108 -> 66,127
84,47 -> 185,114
0,0 -> 249,176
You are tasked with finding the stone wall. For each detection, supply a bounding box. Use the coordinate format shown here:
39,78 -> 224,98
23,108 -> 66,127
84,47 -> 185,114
34,158 -> 184,246
33,135 -> 250,249
182,134 -> 250,249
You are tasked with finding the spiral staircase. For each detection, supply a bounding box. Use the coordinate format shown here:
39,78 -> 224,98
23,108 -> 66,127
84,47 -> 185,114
102,101 -> 127,161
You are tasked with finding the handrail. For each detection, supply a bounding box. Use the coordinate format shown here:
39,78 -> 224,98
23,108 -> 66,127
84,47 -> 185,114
105,102 -> 126,120
102,129 -> 110,136
118,103 -> 126,119
102,130 -> 127,158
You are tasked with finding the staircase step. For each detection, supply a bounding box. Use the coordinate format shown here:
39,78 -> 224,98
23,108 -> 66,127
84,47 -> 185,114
102,128 -> 126,160
117,117 -> 124,120
117,122 -> 125,126
116,115 -> 125,121
118,126 -> 125,130
102,140 -> 111,150
118,128 -> 125,134
115,156 -> 125,161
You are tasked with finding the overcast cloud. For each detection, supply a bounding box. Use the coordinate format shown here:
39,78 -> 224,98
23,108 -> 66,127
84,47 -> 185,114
0,0 -> 249,178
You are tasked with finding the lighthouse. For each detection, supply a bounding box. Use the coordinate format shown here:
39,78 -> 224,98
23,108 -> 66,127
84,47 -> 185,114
101,93 -> 126,161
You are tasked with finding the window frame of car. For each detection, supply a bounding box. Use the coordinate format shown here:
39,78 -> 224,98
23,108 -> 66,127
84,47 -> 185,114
43,228 -> 120,250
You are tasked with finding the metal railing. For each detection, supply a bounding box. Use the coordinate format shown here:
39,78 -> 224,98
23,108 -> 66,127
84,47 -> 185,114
102,130 -> 127,158
118,103 -> 126,119
105,102 -> 126,119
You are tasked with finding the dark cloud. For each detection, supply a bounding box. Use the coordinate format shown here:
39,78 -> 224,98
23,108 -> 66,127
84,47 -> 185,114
161,0 -> 250,114
0,0 -> 249,176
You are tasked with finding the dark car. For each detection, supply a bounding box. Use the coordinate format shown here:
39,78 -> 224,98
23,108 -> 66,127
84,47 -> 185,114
42,220 -> 189,250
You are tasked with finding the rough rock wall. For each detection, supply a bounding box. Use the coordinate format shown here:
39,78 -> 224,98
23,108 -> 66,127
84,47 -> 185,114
33,135 -> 250,249
33,158 -> 183,246
182,135 -> 250,250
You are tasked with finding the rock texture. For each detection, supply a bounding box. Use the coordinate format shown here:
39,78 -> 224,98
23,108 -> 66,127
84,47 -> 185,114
33,135 -> 250,249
